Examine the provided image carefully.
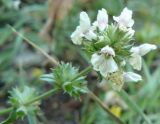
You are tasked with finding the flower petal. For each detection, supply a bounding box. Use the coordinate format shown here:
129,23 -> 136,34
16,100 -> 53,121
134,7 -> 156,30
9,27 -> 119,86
137,44 -> 157,56
130,44 -> 157,56
85,30 -> 97,40
113,7 -> 134,28
129,54 -> 142,70
71,26 -> 82,45
91,53 -> 104,71
91,54 -> 118,77
123,72 -> 142,82
80,12 -> 91,32
97,8 -> 108,31
127,28 -> 135,38
100,45 -> 115,56
99,56 -> 118,77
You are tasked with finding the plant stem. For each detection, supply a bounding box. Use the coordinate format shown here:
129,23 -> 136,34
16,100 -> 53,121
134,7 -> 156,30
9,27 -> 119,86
88,90 -> 124,124
119,90 -> 152,124
8,25 -> 59,66
25,88 -> 59,105
0,107 -> 13,116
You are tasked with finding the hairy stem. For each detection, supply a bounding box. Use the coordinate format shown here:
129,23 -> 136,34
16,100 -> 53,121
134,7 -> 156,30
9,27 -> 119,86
88,90 -> 124,124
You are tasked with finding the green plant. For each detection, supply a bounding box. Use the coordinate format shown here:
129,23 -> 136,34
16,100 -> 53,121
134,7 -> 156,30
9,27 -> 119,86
0,3 -> 158,124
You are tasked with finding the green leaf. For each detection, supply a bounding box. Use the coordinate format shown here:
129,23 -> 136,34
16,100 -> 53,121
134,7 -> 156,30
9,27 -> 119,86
94,41 -> 107,50
0,28 -> 12,46
27,111 -> 37,124
40,74 -> 54,83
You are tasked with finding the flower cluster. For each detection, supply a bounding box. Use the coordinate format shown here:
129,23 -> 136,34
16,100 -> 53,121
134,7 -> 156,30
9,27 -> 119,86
71,7 -> 157,90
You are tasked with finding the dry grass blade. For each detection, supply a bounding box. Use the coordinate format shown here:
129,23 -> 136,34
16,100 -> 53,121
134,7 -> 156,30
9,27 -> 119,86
8,25 -> 59,66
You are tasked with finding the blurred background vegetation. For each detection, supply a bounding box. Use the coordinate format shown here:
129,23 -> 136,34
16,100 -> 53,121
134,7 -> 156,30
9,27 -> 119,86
0,0 -> 160,124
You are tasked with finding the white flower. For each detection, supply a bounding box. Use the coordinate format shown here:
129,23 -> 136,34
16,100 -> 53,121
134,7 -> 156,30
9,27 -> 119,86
123,72 -> 142,82
79,12 -> 91,32
71,26 -> 82,45
130,44 -> 157,56
100,45 -> 115,56
129,43 -> 157,70
113,7 -> 134,28
71,12 -> 96,45
96,8 -> 108,31
127,28 -> 135,37
83,30 -> 97,41
129,54 -> 142,70
91,46 -> 118,77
